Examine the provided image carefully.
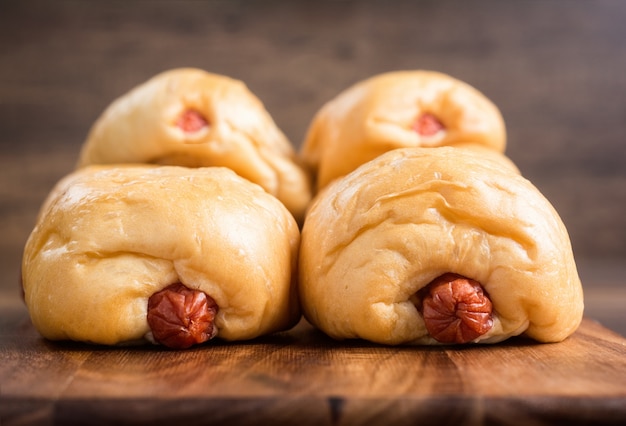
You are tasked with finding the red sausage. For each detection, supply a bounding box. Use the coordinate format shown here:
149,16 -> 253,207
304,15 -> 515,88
412,113 -> 444,136
420,273 -> 493,344
176,109 -> 209,133
147,283 -> 218,349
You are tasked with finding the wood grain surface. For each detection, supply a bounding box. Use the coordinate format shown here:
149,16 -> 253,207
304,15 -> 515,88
2,297 -> 626,426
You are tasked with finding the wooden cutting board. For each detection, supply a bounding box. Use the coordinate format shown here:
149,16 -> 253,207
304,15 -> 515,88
2,299 -> 626,426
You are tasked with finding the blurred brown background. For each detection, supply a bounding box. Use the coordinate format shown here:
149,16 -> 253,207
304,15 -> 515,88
1,1 -> 625,333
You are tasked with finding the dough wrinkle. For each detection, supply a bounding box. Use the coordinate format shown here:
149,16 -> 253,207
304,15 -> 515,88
79,250 -> 172,265
371,179 -> 470,207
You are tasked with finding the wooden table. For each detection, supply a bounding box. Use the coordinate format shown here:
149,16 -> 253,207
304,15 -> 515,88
2,295 -> 626,426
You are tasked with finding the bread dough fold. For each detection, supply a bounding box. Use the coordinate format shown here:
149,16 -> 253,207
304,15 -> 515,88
78,68 -> 311,223
299,147 -> 583,345
22,165 -> 301,345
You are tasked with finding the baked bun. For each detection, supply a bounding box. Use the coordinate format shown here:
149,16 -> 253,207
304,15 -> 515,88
299,147 -> 583,345
301,70 -> 507,191
77,68 -> 311,224
22,165 -> 301,348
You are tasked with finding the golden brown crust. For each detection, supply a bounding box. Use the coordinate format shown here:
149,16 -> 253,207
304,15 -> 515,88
299,147 -> 583,345
78,68 -> 312,224
22,165 -> 301,345
300,70 -> 507,191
